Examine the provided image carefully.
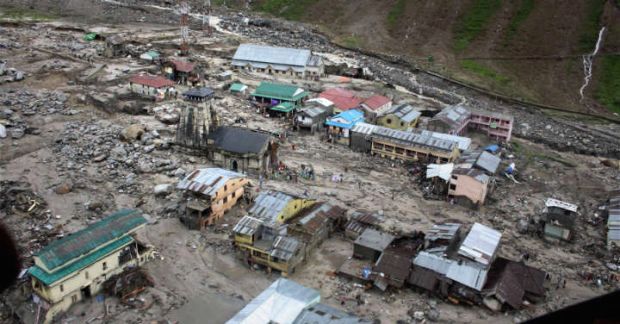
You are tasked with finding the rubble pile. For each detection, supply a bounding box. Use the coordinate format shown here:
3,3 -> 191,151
0,89 -> 71,139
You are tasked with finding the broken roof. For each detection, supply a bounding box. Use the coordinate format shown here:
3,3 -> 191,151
354,228 -> 394,252
297,106 -> 328,118
207,126 -> 271,155
305,97 -> 334,108
458,223 -> 502,266
226,278 -> 320,324
249,190 -> 304,224
177,168 -> 246,197
373,249 -> 414,288
426,223 -> 461,243
293,303 -> 371,324
362,95 -> 391,110
458,150 -> 501,174
432,105 -> 471,129
545,198 -> 578,213
413,251 -> 454,275
382,104 -> 421,123
232,44 -> 312,68
418,130 -> 472,151
426,163 -> 454,181
291,203 -> 341,235
270,236 -> 302,261
233,215 -> 264,236
446,260 -> 489,291
33,209 -> 146,272
129,74 -> 175,88
483,257 -> 547,309
319,88 -> 363,111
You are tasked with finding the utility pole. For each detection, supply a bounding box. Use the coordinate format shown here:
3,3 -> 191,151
178,0 -> 190,56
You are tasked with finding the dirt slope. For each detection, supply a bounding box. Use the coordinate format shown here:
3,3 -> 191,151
245,0 -> 620,115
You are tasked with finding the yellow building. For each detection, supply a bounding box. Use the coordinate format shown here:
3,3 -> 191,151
377,104 -> 421,130
232,191 -> 316,275
28,209 -> 153,324
370,126 -> 460,163
177,168 -> 250,229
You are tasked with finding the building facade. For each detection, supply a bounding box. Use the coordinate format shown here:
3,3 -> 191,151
128,74 -> 175,100
377,104 -> 421,130
232,44 -> 324,79
325,109 -> 365,145
28,210 -> 153,323
177,168 -> 249,229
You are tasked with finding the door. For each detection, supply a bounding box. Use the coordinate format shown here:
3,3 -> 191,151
81,285 -> 92,299
231,160 -> 238,172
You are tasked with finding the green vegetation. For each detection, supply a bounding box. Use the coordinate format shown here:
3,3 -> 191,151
257,0 -> 316,21
387,0 -> 407,28
595,55 -> 620,114
0,7 -> 56,21
505,0 -> 535,41
341,35 -> 362,48
579,0 -> 606,51
454,0 -> 502,51
460,59 -> 510,85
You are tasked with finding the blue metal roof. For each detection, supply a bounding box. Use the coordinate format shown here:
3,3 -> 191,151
325,109 -> 365,129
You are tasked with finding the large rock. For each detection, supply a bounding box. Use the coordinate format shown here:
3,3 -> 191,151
54,181 -> 73,195
0,124 -> 6,138
154,184 -> 173,196
120,124 -> 146,142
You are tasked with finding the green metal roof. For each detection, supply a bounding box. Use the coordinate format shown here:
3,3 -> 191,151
34,209 -> 146,271
230,83 -> 246,92
29,236 -> 134,286
83,33 -> 97,41
251,82 -> 308,101
270,102 -> 296,113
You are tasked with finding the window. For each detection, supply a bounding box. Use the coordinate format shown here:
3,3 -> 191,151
232,191 -> 236,198
85,271 -> 89,279
224,185 -> 228,191
71,295 -> 78,303
224,197 -> 228,204
449,184 -> 457,190
60,284 -> 64,292
102,262 -> 108,271
386,118 -> 392,124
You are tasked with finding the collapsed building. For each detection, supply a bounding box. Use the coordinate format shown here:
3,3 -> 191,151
177,168 -> 250,229
27,210 -> 153,323
226,278 -> 369,324
162,59 -> 198,85
232,44 -> 324,79
103,34 -> 126,58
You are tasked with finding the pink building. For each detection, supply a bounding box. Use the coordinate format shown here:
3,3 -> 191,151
428,105 -> 513,142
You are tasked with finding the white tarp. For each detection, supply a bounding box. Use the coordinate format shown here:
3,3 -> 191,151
426,163 -> 454,181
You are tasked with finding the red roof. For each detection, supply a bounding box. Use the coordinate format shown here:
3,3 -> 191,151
319,88 -> 363,111
171,60 -> 195,73
362,95 -> 391,110
129,75 -> 175,88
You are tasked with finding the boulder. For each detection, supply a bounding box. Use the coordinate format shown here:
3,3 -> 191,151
120,124 -> 146,142
154,184 -> 173,196
0,124 -> 5,138
54,181 -> 73,195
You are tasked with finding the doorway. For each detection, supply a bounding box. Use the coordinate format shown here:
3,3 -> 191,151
231,160 -> 239,172
81,285 -> 92,299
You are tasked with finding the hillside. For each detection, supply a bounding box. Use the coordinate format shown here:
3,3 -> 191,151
237,0 -> 620,115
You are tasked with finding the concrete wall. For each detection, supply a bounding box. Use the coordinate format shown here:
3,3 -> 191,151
377,114 -> 418,130
278,199 -> 316,223
448,175 -> 488,205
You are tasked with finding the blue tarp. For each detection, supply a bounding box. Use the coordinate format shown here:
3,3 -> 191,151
485,144 -> 500,153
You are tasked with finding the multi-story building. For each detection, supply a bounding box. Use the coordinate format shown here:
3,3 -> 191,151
28,209 -> 153,323
232,44 -> 324,79
429,105 -> 514,142
177,168 -> 250,229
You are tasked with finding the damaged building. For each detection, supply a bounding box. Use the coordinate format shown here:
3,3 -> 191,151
103,34 -> 126,58
27,209 -> 153,323
541,198 -> 579,242
345,211 -> 384,240
163,59 -> 197,85
177,168 -> 249,229
232,191 -> 317,275
294,98 -> 334,133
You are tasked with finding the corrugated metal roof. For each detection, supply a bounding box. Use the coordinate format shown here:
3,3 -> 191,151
354,228 -> 394,252
432,105 -> 471,129
382,104 -> 421,123
298,106 -> 327,118
226,278 -> 320,324
426,163 -> 454,181
249,191 -> 298,224
232,44 -> 312,68
34,209 -> 146,271
413,251 -> 454,275
445,260 -> 488,291
373,249 -> 413,287
252,82 -> 307,101
545,198 -> 578,213
305,97 -> 334,108
457,150 -> 500,174
293,303 -> 371,324
371,126 -> 458,152
270,236 -> 302,261
129,74 -> 175,88
319,88 -> 363,111
426,223 -> 461,242
418,130 -> 471,151
362,95 -> 391,110
177,168 -> 246,197
233,215 -> 264,236
458,223 -> 502,266
183,87 -> 214,98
